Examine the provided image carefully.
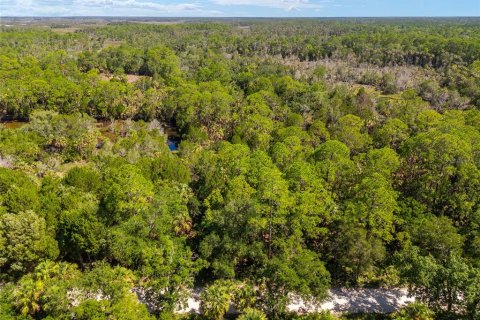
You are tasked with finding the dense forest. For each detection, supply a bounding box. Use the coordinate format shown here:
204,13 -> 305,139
0,18 -> 480,319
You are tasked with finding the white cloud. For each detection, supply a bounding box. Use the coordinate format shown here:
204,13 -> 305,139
73,0 -> 201,11
0,0 -> 334,16
0,0 -> 221,16
211,0 -> 328,11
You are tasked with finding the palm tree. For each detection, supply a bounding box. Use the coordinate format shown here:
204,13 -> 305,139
238,308 -> 267,320
200,282 -> 232,320
14,277 -> 44,317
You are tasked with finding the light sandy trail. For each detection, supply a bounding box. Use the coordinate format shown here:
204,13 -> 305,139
288,288 -> 415,314
176,288 -> 415,314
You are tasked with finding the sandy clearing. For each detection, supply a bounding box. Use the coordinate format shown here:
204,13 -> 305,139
175,287 -> 415,314
289,288 -> 415,314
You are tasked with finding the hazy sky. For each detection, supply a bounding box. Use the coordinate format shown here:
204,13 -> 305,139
0,0 -> 479,17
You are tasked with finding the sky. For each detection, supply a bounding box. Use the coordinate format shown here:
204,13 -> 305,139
0,0 -> 479,17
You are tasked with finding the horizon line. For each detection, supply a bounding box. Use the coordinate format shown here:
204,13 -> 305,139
1,16 -> 480,18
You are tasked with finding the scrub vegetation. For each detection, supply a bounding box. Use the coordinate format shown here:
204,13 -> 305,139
0,18 -> 479,319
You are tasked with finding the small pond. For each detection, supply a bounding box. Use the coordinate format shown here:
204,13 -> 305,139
1,120 -> 181,152
163,123 -> 181,152
1,121 -> 26,129
167,138 -> 180,151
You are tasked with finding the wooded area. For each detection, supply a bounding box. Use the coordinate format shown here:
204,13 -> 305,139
0,18 -> 479,319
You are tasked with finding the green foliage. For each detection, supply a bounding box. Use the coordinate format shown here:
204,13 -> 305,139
63,166 -> 101,194
330,226 -> 386,285
13,261 -> 80,318
397,246 -> 480,318
390,302 -> 434,320
56,190 -> 106,263
295,311 -> 339,320
26,111 -> 100,161
333,114 -> 371,153
142,46 -> 182,84
0,168 -> 39,214
312,140 -> 354,193
200,281 -> 233,320
102,163 -> 154,223
374,118 -> 409,149
409,215 -> 464,259
345,173 -> 397,241
0,211 -> 59,277
238,308 -> 268,320
168,81 -> 235,140
0,283 -> 19,319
